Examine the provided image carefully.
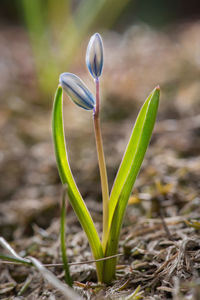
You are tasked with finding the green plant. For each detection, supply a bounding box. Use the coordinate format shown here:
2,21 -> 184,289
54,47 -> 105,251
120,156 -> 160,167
20,0 -> 132,95
52,33 -> 160,284
60,185 -> 73,286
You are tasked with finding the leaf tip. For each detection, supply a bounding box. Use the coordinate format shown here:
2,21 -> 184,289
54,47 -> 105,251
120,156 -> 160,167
55,84 -> 62,96
57,84 -> 62,92
152,85 -> 160,99
155,85 -> 160,90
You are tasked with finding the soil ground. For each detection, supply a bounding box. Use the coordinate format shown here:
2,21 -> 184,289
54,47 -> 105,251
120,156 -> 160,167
0,21 -> 200,299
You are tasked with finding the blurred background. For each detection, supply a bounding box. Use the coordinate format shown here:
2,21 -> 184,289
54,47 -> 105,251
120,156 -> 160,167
0,0 -> 200,240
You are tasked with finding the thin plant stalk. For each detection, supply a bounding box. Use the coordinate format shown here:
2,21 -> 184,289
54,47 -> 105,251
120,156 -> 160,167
93,78 -> 109,251
60,186 -> 73,287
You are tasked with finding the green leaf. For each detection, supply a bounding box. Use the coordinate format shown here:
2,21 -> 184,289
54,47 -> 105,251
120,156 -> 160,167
103,87 -> 160,283
52,86 -> 103,282
0,237 -> 31,265
185,220 -> 200,230
108,86 -> 160,227
60,186 -> 73,287
0,254 -> 31,266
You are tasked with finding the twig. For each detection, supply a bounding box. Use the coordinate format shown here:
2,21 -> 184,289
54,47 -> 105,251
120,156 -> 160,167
0,252 -> 123,267
157,197 -> 174,241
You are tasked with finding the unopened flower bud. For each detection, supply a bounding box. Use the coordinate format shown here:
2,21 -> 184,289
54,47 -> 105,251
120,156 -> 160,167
86,33 -> 103,79
59,73 -> 95,110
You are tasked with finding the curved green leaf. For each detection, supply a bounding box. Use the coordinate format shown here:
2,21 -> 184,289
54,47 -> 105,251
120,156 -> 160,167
103,87 -> 160,283
52,86 -> 103,282
109,87 -> 160,227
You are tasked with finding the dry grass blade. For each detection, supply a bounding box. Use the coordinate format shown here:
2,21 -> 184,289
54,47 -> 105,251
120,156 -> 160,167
125,285 -> 143,300
0,251 -> 123,268
0,237 -> 82,298
17,275 -> 33,296
28,257 -> 82,300
0,237 -> 30,264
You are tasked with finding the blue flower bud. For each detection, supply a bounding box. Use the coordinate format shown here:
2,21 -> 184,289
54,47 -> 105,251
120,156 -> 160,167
59,73 -> 95,110
86,33 -> 103,79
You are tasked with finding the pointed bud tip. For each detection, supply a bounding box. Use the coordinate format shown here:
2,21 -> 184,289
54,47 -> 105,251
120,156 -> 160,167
86,32 -> 104,79
94,32 -> 102,39
155,85 -> 160,91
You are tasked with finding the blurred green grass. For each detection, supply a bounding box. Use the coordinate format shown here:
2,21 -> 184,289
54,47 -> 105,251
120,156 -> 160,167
1,0 -> 199,97
19,0 -> 131,96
